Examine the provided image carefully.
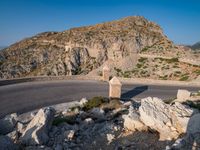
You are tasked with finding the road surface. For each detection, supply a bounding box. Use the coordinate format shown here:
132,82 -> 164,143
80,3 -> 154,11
0,80 -> 199,118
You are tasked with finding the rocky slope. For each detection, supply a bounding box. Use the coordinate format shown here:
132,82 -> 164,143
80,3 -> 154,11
0,94 -> 200,150
0,16 -> 200,80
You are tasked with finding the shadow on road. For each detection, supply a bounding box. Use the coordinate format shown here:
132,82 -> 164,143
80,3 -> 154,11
121,85 -> 148,100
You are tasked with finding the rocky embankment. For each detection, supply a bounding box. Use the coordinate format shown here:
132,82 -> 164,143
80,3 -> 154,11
0,95 -> 200,150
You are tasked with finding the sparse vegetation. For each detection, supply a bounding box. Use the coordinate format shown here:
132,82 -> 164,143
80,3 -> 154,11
82,96 -> 108,111
179,75 -> 189,81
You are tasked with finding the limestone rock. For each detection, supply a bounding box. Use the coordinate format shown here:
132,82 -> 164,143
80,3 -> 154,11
0,113 -> 18,135
20,107 -> 55,146
79,98 -> 88,107
176,89 -> 191,102
0,135 -> 19,150
122,109 -> 146,131
170,102 -> 198,133
106,133 -> 115,144
139,97 -> 197,140
64,130 -> 75,141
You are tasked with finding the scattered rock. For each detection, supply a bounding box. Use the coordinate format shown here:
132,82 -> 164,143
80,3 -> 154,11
7,130 -> 18,142
106,133 -> 115,144
64,130 -> 75,141
122,106 -> 146,131
90,108 -> 105,119
79,98 -> 88,107
0,113 -> 17,135
16,122 -> 25,134
83,118 -> 94,125
20,107 -> 55,146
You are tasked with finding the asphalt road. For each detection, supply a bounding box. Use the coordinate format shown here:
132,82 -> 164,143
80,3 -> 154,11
0,80 -> 199,118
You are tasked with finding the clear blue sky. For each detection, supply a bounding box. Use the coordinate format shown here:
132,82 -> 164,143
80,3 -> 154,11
0,0 -> 200,46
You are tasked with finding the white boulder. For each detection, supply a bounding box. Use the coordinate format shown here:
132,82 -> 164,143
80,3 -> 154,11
139,97 -> 197,140
20,107 -> 55,146
122,106 -> 146,131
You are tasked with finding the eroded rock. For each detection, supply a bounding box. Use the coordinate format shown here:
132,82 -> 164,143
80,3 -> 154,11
20,107 -> 55,146
139,97 -> 197,140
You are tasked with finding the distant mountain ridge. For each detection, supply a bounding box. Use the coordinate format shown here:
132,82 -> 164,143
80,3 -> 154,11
190,41 -> 200,50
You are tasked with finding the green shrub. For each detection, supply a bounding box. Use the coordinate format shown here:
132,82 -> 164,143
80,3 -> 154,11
195,70 -> 200,75
141,46 -> 150,52
183,101 -> 200,111
136,63 -> 143,68
52,116 -> 76,126
83,96 -> 108,111
179,75 -> 189,81
138,57 -> 148,63
166,58 -> 179,63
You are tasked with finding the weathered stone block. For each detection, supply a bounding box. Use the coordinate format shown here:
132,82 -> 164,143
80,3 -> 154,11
109,76 -> 122,99
177,89 -> 191,101
102,65 -> 110,81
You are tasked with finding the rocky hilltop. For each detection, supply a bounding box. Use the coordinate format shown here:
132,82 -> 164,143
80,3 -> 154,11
0,16 -> 200,80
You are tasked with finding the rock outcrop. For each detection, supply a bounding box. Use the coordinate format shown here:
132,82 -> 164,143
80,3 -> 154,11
139,97 -> 198,140
20,107 -> 55,146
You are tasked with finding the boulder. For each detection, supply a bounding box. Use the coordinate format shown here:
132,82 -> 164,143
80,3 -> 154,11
122,106 -> 146,131
139,97 -> 197,140
0,135 -> 19,150
106,133 -> 115,144
170,102 -> 198,133
168,113 -> 200,150
176,89 -> 191,102
90,108 -> 105,119
64,130 -> 75,141
79,98 -> 88,107
0,113 -> 17,135
20,107 -> 55,146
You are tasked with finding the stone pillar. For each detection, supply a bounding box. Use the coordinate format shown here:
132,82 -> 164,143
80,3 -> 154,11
102,65 -> 110,82
109,76 -> 122,99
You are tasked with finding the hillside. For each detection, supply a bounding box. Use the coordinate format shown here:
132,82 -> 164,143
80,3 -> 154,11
0,16 -> 200,80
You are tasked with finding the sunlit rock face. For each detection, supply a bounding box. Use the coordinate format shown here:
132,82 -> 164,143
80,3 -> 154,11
0,16 -> 169,79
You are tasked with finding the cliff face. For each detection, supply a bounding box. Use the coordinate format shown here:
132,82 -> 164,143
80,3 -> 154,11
0,16 -> 184,79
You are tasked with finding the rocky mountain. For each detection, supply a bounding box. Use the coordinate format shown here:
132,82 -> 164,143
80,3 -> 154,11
0,16 -> 200,80
190,41 -> 200,50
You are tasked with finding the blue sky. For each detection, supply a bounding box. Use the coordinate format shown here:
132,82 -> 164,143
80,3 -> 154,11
0,0 -> 200,46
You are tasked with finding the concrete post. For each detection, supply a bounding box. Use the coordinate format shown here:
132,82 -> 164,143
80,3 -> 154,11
109,76 -> 122,99
102,65 -> 110,81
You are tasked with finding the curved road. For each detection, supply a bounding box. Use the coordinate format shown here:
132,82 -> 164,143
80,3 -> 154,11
0,80 -> 199,118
